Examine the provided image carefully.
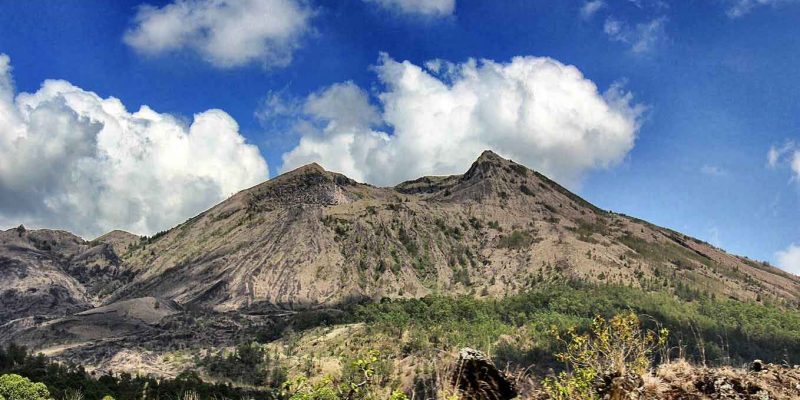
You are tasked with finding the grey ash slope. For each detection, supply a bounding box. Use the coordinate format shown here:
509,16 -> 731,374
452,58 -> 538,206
104,150 -> 799,312
0,227 -> 136,325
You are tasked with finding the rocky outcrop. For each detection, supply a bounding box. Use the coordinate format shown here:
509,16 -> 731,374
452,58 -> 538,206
595,371 -> 645,400
451,348 -> 517,400
244,163 -> 360,206
654,360 -> 800,399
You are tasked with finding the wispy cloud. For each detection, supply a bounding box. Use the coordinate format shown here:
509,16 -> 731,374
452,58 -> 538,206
725,0 -> 800,18
768,141 -> 795,167
708,227 -> 722,248
580,0 -> 605,20
701,165 -> 727,177
767,141 -> 800,181
364,0 -> 455,17
604,16 -> 667,54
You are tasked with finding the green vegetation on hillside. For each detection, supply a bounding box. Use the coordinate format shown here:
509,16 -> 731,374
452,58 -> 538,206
3,282 -> 800,399
203,343 -> 287,387
265,282 -> 800,368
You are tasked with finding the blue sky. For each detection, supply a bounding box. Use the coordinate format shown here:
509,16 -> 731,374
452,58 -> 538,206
0,0 -> 799,272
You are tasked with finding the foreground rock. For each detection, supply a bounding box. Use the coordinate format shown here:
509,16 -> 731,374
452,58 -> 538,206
452,348 -> 517,400
595,371 -> 645,400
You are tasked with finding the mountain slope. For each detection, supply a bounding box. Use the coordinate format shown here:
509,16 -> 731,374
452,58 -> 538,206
103,150 -> 799,312
0,227 -> 135,325
3,150 -> 800,379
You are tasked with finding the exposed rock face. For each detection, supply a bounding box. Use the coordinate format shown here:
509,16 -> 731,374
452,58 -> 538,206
244,163 -> 358,206
451,348 -> 517,400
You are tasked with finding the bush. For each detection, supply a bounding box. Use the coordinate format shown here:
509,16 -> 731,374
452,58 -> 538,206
520,184 -> 534,196
64,389 -> 85,400
283,351 -> 407,400
543,313 -> 668,400
497,230 -> 534,249
0,374 -> 50,400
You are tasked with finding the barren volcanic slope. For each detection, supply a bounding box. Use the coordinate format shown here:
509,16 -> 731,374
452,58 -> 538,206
0,227 -> 136,324
3,150 -> 799,327
106,150 -> 800,312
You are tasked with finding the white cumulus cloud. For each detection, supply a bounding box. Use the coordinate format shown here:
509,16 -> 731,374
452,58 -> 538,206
278,53 -> 643,187
0,54 -> 268,238
364,0 -> 455,17
124,0 -> 313,68
776,243 -> 800,275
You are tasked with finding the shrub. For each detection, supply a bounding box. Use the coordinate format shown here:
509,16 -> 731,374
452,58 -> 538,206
181,391 -> 198,400
284,376 -> 340,400
543,313 -> 668,400
541,367 -> 597,400
498,230 -> 534,249
0,374 -> 50,400
283,351 -> 407,400
520,184 -> 534,196
64,389 -> 84,400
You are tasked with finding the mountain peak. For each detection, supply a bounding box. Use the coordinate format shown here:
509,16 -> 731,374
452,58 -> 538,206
240,162 -> 360,207
95,230 -> 138,242
277,162 -> 328,179
94,230 -> 140,255
475,149 -> 504,163
462,150 -> 525,182
295,162 -> 326,174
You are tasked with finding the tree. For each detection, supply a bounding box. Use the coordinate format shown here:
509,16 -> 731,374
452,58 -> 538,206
0,374 -> 50,400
